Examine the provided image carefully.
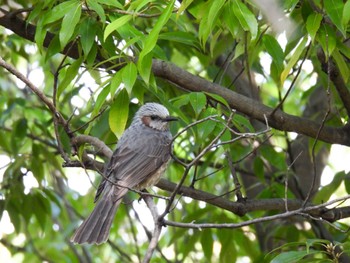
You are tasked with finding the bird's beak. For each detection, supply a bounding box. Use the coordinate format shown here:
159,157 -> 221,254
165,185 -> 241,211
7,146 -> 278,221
164,116 -> 178,122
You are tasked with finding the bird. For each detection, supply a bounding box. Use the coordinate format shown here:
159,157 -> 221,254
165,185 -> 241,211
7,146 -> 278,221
71,102 -> 177,245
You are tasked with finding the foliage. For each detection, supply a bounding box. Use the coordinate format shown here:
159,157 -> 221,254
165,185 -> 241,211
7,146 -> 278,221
0,0 -> 350,262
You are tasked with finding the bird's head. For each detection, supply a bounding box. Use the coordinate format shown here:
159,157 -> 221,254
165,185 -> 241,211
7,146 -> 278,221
135,103 -> 177,131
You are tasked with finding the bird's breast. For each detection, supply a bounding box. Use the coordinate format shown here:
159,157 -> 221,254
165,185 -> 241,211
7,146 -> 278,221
136,160 -> 170,189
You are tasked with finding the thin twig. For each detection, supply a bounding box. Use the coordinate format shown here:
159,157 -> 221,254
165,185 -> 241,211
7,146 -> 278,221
225,151 -> 244,201
162,195 -> 350,230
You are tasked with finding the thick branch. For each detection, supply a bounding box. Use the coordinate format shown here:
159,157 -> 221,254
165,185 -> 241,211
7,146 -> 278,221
317,49 -> 350,119
152,60 -> 350,146
157,178 -> 350,222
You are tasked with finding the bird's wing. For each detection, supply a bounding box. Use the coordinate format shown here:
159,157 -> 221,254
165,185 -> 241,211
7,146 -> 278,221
95,130 -> 171,202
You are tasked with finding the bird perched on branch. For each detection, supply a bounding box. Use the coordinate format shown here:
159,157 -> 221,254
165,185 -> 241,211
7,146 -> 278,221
71,102 -> 177,244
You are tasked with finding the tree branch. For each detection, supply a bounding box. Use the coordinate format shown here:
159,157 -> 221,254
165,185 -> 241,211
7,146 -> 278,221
151,59 -> 350,146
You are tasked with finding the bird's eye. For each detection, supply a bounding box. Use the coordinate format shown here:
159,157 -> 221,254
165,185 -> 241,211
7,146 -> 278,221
150,115 -> 160,121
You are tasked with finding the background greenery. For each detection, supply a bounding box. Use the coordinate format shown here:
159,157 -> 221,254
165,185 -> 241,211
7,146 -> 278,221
1,0 -> 350,262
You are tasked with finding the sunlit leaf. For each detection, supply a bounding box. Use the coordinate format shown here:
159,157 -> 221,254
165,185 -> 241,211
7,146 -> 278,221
189,92 -> 206,116
280,36 -> 308,84
104,15 -> 132,40
324,0 -> 345,36
109,89 -> 129,138
87,0 -> 106,23
271,251 -> 309,263
232,0 -> 258,39
332,49 -> 349,83
122,62 -> 138,94
79,17 -> 98,57
306,13 -> 323,42
138,0 -> 176,83
59,1 -> 82,48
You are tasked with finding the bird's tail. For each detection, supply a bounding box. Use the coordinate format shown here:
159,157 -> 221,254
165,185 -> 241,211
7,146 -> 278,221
70,187 -> 126,245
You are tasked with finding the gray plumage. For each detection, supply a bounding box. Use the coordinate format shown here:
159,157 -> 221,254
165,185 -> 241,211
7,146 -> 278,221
71,103 -> 176,245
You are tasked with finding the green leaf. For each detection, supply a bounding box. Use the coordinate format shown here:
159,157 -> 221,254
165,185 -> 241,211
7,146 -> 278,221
201,229 -> 213,260
59,1 -> 82,48
280,36 -> 308,84
314,171 -> 346,204
253,157 -> 265,182
93,85 -> 110,117
198,0 -> 225,47
178,0 -> 194,16
57,57 -> 83,98
271,251 -> 308,263
317,25 -> 337,57
138,52 -> 153,85
7,198 -> 22,233
42,0 -> 77,25
110,71 -> 123,96
198,108 -> 217,139
204,92 -> 230,109
32,190 -> 51,231
104,15 -> 132,40
109,89 -> 129,138
138,0 -> 176,83
31,144 -> 44,183
79,18 -> 98,57
98,0 -> 123,9
324,0 -> 345,36
260,146 -> 287,171
128,0 -> 152,12
345,173 -> 350,194
232,114 -> 254,132
158,32 -> 200,49
263,34 -> 284,75
171,94 -> 190,108
332,48 -> 349,83
306,13 -> 323,42
189,92 -> 206,116
232,0 -> 258,39
11,118 -> 27,154
122,62 -> 138,94
342,1 -> 350,29
87,0 -> 106,23
85,85 -> 111,135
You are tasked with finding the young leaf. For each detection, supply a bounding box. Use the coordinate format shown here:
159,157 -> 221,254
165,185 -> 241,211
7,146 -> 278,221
92,85 -> 110,117
109,89 -> 129,138
317,25 -> 337,57
306,13 -> 323,42
122,62 -> 138,94
138,0 -> 176,83
178,0 -> 194,17
79,17 -> 98,57
324,0 -> 345,37
343,1 -> 350,29
271,251 -> 309,263
332,49 -> 350,83
42,0 -> 77,25
280,36 -> 308,85
198,0 -> 225,47
189,92 -> 206,116
87,0 -> 106,23
232,0 -> 258,39
263,34 -> 284,75
59,1 -> 82,48
110,71 -> 122,96
57,57 -> 83,98
158,32 -> 200,50
104,15 -> 132,40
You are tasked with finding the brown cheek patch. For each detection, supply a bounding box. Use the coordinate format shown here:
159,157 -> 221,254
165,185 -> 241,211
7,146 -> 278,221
141,116 -> 151,126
